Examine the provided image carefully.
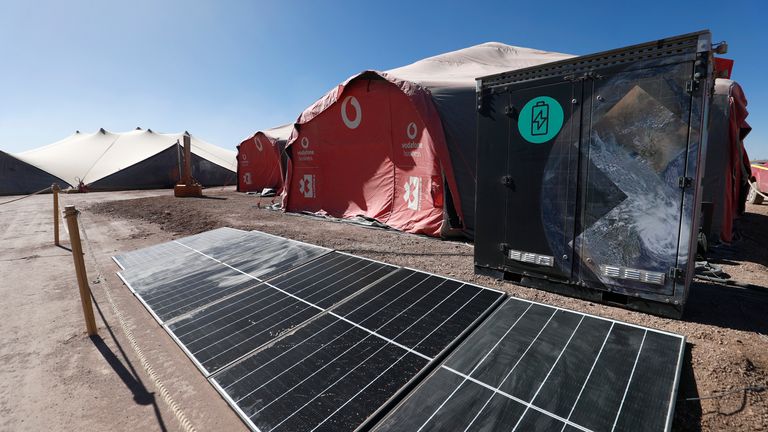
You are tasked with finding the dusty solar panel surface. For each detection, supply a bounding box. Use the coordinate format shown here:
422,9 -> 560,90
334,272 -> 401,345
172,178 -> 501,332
114,227 -> 684,432
114,227 -> 506,430
373,297 -> 685,432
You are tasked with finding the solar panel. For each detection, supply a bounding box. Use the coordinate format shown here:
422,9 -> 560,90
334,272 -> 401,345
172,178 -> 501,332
373,297 -> 685,432
114,228 -> 682,432
165,252 -> 399,375
211,269 -> 505,432
116,227 -> 331,324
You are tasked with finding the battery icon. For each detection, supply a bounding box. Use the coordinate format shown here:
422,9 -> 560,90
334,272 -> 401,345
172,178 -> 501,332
531,100 -> 549,136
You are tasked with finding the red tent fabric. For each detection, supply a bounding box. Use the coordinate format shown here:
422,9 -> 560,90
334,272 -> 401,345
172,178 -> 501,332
284,76 -> 452,236
237,124 -> 292,193
721,83 -> 751,242
283,43 -> 572,237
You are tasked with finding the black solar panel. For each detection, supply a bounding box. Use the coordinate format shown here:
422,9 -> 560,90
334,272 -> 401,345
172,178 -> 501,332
373,297 -> 685,432
164,252 -> 399,375
114,228 -> 683,432
211,269 -> 505,431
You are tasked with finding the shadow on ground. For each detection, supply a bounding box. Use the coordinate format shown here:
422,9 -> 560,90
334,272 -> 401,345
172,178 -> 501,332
91,296 -> 167,432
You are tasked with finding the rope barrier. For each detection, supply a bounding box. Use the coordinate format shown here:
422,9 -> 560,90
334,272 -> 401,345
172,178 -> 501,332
75,210 -> 197,432
0,185 -> 51,206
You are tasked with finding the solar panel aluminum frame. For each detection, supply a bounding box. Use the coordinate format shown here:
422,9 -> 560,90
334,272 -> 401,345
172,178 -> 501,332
374,296 -> 686,432
207,272 -> 506,432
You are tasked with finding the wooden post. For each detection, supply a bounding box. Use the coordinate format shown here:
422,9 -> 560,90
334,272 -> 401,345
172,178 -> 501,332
63,205 -> 98,336
52,183 -> 60,246
174,132 -> 203,197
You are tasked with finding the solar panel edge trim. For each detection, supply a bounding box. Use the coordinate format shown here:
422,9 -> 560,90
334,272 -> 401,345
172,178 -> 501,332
112,255 -> 126,271
664,336 -> 687,432
247,229 -> 334,254
116,270 -> 168,327
356,288 -> 507,432
500,294 -> 685,341
401,266 -> 508,296
209,376 -> 265,432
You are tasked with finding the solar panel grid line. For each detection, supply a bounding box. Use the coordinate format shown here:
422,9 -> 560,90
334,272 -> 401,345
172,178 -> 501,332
610,330 -> 648,432
169,245 -> 428,363
413,302 -> 535,432
218,275 -> 428,397
455,308 -> 559,432
510,315 -> 587,432
260,252 -> 355,286
441,366 -> 595,432
307,285 -> 490,432
146,273 -> 257,319
166,283 -> 281,331
185,296 -> 307,358
173,240 -> 326,313
401,266 -> 507,296
247,229 -> 334,253
264,281 -> 488,431
358,287 -> 507,432
559,322 -> 616,432
506,296 -> 684,341
177,257 -> 376,348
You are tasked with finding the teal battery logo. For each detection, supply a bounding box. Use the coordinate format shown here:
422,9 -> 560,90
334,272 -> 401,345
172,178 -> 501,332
518,96 -> 564,144
531,101 -> 549,136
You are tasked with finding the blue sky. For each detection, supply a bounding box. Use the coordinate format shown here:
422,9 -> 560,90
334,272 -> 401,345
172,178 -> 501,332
1,0 -> 765,158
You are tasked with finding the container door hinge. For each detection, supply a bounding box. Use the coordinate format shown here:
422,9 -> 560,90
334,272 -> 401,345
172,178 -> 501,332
685,79 -> 700,94
501,175 -> 514,188
499,243 -> 509,253
669,267 -> 685,282
504,104 -> 516,117
678,176 -> 693,188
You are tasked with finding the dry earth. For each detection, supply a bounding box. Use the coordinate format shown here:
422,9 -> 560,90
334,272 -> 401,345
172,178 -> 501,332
1,187 -> 766,431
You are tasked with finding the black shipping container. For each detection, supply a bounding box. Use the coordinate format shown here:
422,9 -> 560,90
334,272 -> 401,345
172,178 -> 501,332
474,31 -> 715,318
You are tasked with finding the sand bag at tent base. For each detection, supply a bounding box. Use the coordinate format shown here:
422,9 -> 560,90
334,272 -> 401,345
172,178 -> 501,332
237,124 -> 292,193
284,76 -> 453,237
13,128 -> 236,191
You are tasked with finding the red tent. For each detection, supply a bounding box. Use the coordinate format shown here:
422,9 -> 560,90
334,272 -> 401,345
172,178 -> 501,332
283,43 -> 571,237
703,79 -> 752,243
237,124 -> 292,193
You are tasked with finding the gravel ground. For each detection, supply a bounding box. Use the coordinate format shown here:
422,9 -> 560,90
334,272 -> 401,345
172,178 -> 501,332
89,189 -> 768,431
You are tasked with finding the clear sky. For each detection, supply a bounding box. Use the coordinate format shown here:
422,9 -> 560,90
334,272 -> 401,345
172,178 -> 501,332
1,0 -> 765,158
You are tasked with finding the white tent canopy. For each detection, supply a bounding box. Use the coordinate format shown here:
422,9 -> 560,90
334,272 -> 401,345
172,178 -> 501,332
15,128 -> 236,189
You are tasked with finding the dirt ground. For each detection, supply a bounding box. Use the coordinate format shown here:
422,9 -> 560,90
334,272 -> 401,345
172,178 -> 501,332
2,187 -> 767,431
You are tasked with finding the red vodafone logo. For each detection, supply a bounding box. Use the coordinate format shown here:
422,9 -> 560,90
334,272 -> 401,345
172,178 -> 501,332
341,96 -> 361,129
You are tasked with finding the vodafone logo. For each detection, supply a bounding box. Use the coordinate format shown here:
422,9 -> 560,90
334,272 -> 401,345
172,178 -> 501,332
241,152 -> 247,161
254,136 -> 264,152
341,96 -> 361,129
406,122 -> 418,140
301,137 -> 310,149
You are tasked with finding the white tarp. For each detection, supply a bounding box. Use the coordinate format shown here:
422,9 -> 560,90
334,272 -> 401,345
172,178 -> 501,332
15,128 -> 236,188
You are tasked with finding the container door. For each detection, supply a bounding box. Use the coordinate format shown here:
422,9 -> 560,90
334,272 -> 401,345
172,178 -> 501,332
501,80 -> 581,281
575,63 -> 694,295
